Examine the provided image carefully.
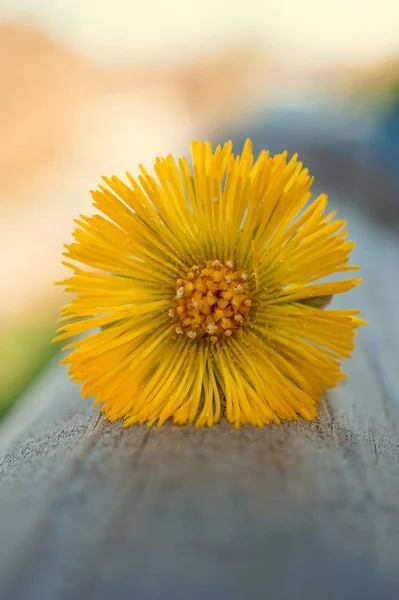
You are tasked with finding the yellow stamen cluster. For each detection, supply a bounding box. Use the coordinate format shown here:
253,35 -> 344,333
169,260 -> 251,342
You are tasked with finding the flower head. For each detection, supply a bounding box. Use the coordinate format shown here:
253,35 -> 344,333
54,140 -> 366,428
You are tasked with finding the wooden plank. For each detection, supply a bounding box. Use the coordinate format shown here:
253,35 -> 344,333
0,201 -> 399,600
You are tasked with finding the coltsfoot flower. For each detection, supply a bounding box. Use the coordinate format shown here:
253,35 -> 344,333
54,140 -> 366,428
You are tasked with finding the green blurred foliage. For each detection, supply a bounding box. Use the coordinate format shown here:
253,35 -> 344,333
0,315 -> 59,420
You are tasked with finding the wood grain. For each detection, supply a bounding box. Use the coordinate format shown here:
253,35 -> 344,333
0,201 -> 398,600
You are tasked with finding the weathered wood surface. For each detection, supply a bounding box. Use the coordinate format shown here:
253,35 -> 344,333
0,200 -> 399,600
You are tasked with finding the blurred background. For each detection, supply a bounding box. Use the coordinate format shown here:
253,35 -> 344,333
1,0 -> 398,419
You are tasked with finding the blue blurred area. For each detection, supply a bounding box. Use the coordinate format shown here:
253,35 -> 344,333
372,104 -> 399,180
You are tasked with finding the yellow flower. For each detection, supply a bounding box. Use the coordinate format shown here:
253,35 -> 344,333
54,140 -> 366,428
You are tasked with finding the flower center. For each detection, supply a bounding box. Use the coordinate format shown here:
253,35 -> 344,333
169,260 -> 251,342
